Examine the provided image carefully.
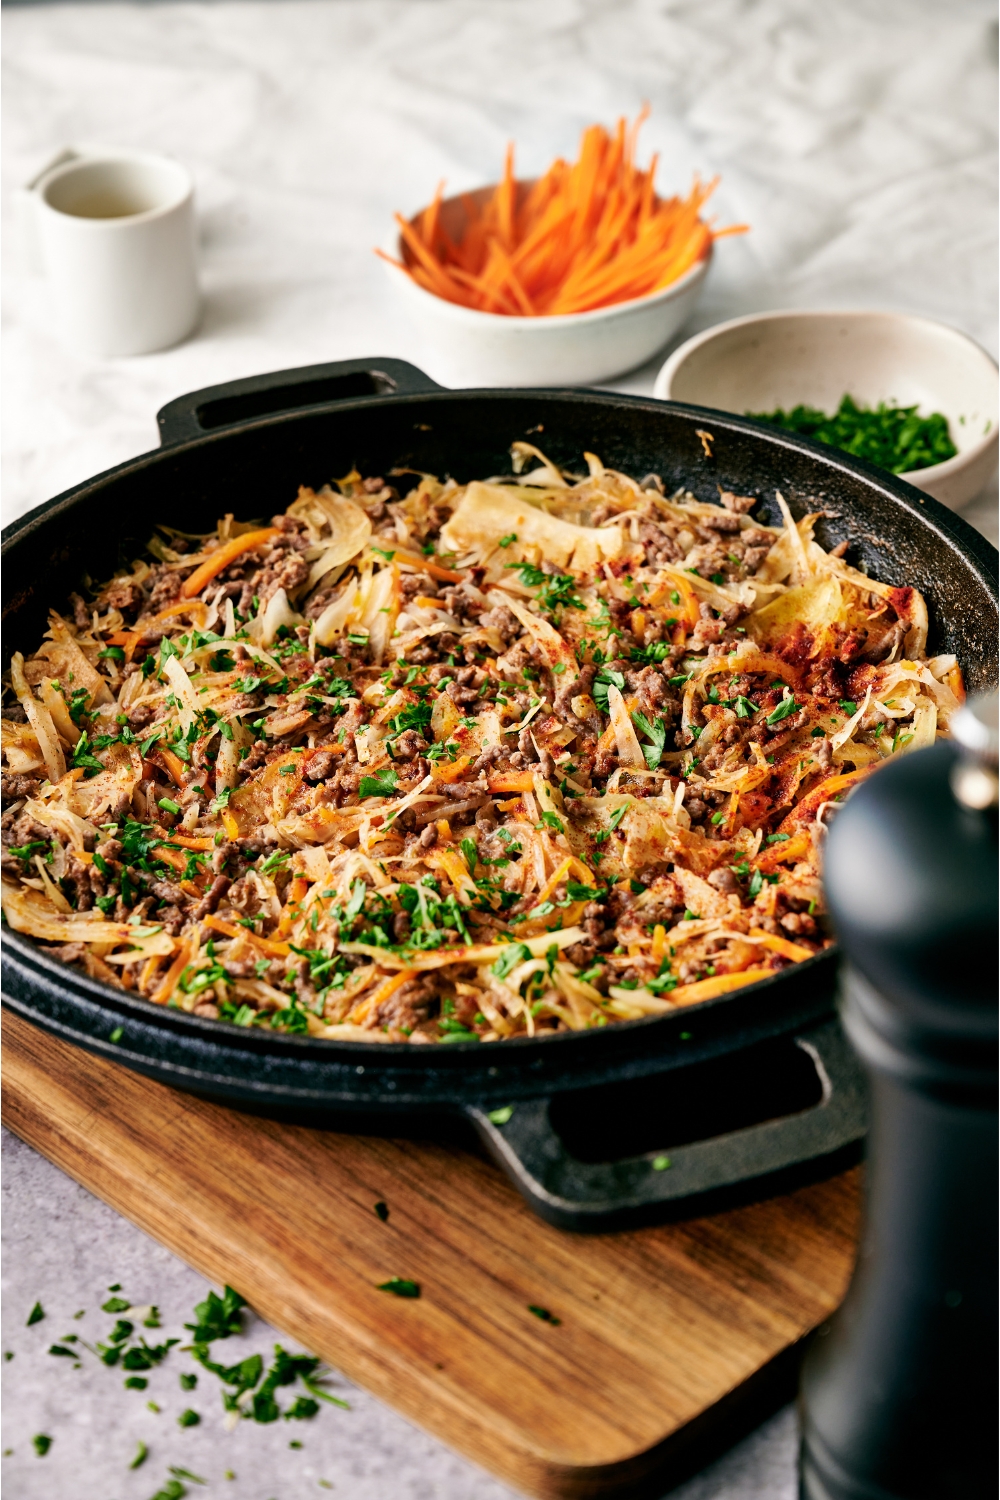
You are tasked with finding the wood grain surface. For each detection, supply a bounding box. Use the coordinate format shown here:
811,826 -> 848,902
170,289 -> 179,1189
1,1010 -> 860,1498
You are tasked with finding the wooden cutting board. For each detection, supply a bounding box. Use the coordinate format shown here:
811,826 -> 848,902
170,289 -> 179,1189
1,1010 -> 860,1499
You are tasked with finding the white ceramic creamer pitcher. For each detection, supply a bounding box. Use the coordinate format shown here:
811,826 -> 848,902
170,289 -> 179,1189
23,149 -> 200,359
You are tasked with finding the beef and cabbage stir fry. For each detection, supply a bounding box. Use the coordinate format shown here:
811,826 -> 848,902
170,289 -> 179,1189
1,443 -> 964,1043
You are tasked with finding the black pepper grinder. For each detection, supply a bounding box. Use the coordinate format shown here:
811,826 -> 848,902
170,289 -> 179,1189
798,693 -> 998,1500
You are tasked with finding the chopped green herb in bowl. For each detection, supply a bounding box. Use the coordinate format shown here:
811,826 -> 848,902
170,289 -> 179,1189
747,394 -> 957,475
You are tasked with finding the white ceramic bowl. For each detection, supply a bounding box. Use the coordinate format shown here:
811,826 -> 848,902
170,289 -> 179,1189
653,310 -> 998,510
382,184 -> 711,388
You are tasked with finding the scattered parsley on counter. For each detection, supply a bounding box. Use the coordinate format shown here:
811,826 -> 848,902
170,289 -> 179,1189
26,1301 -> 44,1326
130,1440 -> 148,1469
169,1466 -> 206,1484
149,1480 -> 186,1500
177,1408 -> 200,1427
527,1305 -> 561,1325
377,1278 -> 420,1298
373,1201 -> 390,1222
183,1285 -> 246,1342
32,1434 -> 53,1457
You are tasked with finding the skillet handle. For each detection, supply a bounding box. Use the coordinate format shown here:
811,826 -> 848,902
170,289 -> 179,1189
466,1016 -> 867,1232
156,357 -> 443,445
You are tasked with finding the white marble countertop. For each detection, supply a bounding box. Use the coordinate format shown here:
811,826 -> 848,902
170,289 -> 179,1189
2,2 -> 997,1497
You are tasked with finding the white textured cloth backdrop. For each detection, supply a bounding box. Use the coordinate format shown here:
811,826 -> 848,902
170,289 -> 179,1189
1,3 -> 997,1498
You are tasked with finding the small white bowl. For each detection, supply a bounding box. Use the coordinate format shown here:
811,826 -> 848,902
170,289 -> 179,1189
381,184 -> 711,388
653,310 -> 998,510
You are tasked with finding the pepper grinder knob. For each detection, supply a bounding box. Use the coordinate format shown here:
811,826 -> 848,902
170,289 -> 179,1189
798,694 -> 998,1500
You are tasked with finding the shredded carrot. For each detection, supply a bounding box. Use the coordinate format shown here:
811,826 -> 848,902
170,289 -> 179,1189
487,770 -> 537,793
181,528 -> 281,599
153,600 -> 209,626
777,768 -> 872,832
154,846 -> 188,874
668,967 -> 775,1008
202,913 -> 291,957
754,828 -> 812,874
152,747 -> 189,787
391,548 -> 464,583
151,938 -> 193,1006
378,110 -> 747,317
139,954 -> 163,994
347,967 -> 417,1026
155,829 -> 216,852
748,928 -> 816,964
431,754 -> 473,783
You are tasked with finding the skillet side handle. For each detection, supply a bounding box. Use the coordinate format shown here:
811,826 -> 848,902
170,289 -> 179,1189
156,357 -> 444,445
466,1017 -> 867,1232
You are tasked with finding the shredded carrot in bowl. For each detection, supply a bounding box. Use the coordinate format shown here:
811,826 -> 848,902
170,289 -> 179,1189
377,109 -> 748,317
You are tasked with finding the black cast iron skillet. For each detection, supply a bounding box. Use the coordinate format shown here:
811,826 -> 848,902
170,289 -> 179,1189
3,358 -> 997,1228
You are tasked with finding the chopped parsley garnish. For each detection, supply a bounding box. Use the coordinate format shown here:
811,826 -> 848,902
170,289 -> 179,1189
32,1434 -> 53,1456
725,694 -> 757,718
177,1408 -> 201,1427
129,1440 -> 148,1468
8,840 -> 50,865
631,710 -> 667,769
358,767 -> 398,799
591,664 -> 626,713
629,641 -> 671,664
487,1106 -> 513,1125
258,848 -> 293,876
504,560 -> 584,613
386,703 -> 432,739
71,732 -> 105,777
26,1300 -> 45,1326
492,943 -> 530,978
765,694 -> 798,726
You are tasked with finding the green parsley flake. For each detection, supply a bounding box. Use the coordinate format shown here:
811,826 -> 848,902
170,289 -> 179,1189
376,1278 -> 420,1298
527,1305 -> 561,1325
358,767 -> 399,800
